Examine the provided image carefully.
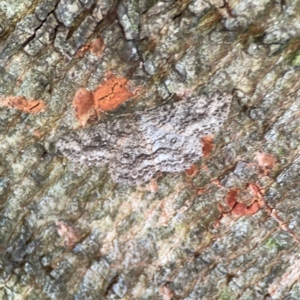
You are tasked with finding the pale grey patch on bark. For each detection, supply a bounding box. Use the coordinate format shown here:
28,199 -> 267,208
57,93 -> 232,185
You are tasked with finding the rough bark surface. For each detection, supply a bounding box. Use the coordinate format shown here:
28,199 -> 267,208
0,0 -> 300,299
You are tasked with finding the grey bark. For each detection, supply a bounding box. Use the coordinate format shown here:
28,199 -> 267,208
0,0 -> 300,299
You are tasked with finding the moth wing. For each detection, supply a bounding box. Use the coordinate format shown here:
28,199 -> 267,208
57,123 -> 115,166
139,93 -> 231,137
146,126 -> 202,173
57,118 -> 138,166
109,130 -> 157,185
196,93 -> 232,134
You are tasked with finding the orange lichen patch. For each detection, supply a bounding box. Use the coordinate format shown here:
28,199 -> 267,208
72,88 -> 95,126
72,74 -> 134,125
255,152 -> 277,176
201,135 -> 214,157
0,95 -> 46,114
75,37 -> 105,58
185,163 -> 197,176
93,73 -> 133,111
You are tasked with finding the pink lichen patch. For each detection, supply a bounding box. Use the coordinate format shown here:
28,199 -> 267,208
255,152 -> 277,176
211,179 -> 222,186
93,73 -> 133,111
158,285 -> 175,300
56,221 -> 80,248
197,188 -> 206,195
90,37 -> 105,57
219,185 -> 263,216
33,130 -> 42,138
247,183 -> 264,200
246,183 -> 265,208
72,88 -> 95,126
201,135 -> 214,157
225,189 -> 239,209
75,37 -> 105,58
0,95 -> 46,114
231,201 -> 260,215
149,180 -> 159,192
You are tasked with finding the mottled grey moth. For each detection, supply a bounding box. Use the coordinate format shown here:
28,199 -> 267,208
57,93 -> 232,185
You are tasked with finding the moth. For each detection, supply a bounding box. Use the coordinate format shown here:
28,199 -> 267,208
57,93 -> 232,185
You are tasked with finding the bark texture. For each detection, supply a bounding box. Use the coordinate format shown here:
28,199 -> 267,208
1,0 -> 300,299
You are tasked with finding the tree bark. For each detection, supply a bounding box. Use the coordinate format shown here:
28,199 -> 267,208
0,0 -> 300,299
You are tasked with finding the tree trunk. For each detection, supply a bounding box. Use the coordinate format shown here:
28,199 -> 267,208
0,0 -> 300,299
